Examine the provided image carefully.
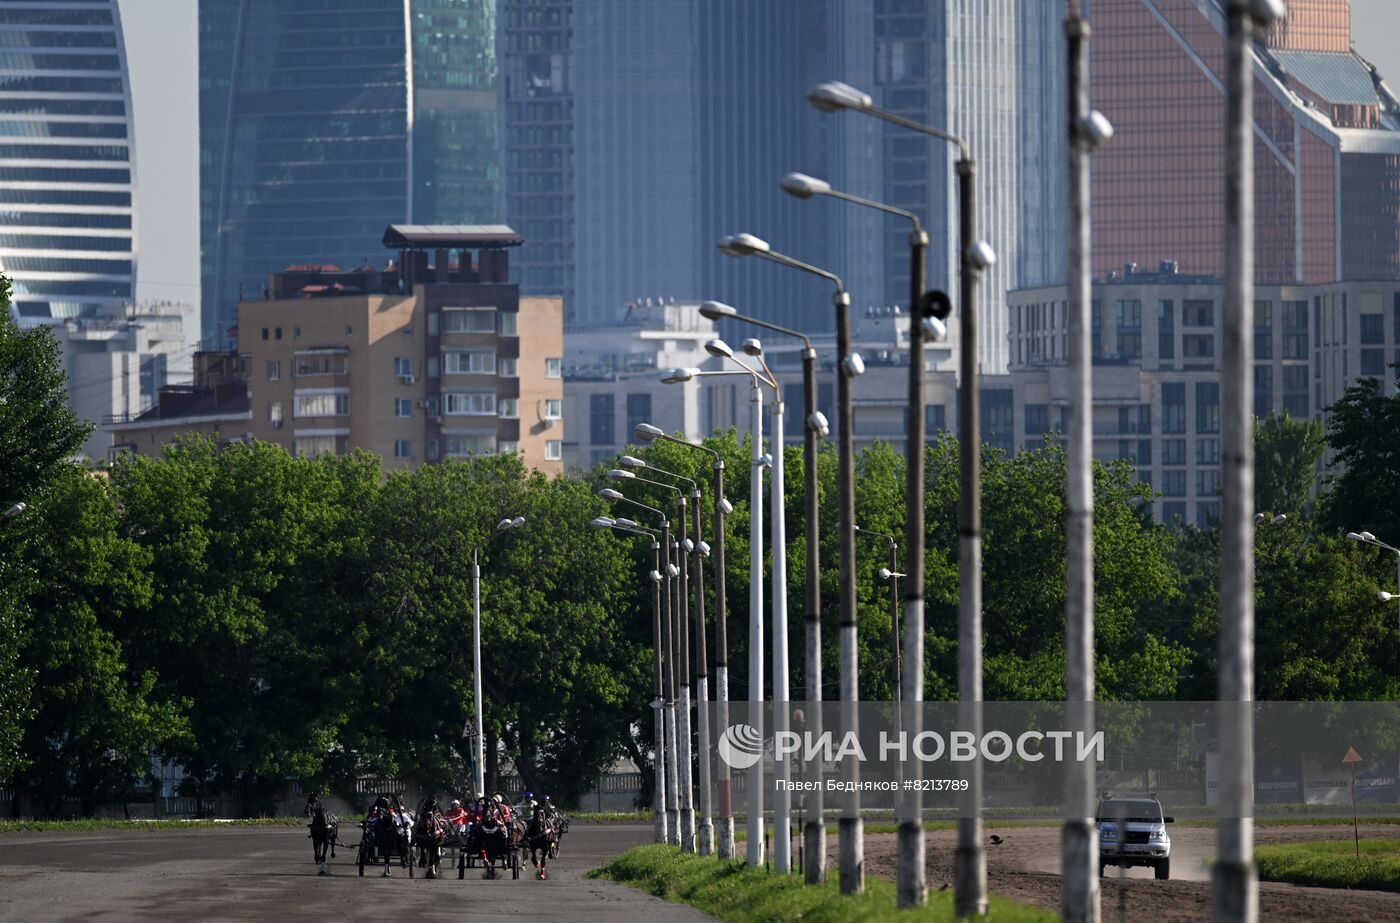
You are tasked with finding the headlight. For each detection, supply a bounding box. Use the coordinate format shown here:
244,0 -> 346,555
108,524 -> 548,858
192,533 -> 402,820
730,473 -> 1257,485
1098,824 -> 1115,837
1149,829 -> 1167,841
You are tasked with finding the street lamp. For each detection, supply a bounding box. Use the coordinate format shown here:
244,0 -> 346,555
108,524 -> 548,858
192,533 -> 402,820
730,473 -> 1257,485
623,456 -> 716,856
705,336 -> 795,874
700,300 -> 828,882
806,80 -> 995,911
1347,531 -> 1400,631
4,502 -> 25,519
600,487 -> 681,843
719,232 -> 863,894
471,515 -> 524,799
663,360 -> 774,868
635,423 -> 736,859
592,515 -> 669,844
610,467 -> 697,853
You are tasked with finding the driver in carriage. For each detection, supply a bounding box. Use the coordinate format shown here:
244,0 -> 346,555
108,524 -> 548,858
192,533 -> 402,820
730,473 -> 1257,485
444,798 -> 469,836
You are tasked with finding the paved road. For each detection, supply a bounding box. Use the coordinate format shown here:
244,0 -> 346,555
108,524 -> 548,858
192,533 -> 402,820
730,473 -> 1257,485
0,823 -> 714,922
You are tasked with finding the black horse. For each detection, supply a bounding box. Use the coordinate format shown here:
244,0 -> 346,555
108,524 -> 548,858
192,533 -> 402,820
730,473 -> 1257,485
358,796 -> 413,878
413,798 -> 447,879
525,805 -> 555,879
303,793 -> 339,870
469,808 -> 512,879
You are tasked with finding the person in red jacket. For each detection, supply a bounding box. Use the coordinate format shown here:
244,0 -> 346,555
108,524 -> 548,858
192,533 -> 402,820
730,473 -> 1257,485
443,799 -> 469,835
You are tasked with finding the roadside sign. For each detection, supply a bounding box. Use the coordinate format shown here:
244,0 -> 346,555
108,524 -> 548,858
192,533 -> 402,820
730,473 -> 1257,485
1343,746 -> 1363,764
1344,746 -> 1362,857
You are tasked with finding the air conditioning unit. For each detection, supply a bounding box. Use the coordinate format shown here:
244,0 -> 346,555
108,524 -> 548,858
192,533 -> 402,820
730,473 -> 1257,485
271,419 -> 283,429
399,374 -> 416,385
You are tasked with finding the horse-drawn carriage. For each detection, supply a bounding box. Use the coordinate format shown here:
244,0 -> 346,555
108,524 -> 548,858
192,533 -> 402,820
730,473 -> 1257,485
355,795 -> 417,877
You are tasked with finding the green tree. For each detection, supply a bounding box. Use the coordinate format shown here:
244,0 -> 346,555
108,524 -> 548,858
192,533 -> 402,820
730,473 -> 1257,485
1319,376 -> 1400,535
1254,411 -> 1325,519
14,465 -> 187,816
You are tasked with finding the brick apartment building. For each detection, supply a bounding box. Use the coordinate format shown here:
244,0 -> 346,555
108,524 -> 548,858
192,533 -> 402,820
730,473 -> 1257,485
107,225 -> 565,475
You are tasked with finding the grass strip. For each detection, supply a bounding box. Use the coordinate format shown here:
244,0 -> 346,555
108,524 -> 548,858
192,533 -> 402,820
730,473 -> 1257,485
0,817 -> 305,833
1254,838 -> 1400,893
591,844 -> 1056,922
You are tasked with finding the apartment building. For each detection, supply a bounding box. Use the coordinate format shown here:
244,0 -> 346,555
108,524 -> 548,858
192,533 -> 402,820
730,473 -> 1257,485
1008,263 -> 1400,526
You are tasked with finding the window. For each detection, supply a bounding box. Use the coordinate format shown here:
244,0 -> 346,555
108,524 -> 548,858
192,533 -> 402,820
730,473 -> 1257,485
544,398 -> 563,420
545,357 -> 562,379
1183,300 -> 1214,326
402,327 -> 412,337
591,394 -> 614,444
498,440 -> 519,455
445,433 -> 496,456
1195,382 -> 1220,433
1115,299 -> 1142,359
499,312 -> 517,335
444,392 -> 496,416
1162,470 -> 1186,496
1197,502 -> 1220,528
1282,300 -> 1309,359
1283,365 -> 1309,417
295,355 -> 347,377
442,308 -> 495,333
1183,334 -> 1215,359
1158,300 -> 1175,360
294,435 -> 338,457
498,357 -> 518,378
1091,300 -> 1102,359
545,439 -> 562,461
1024,403 -> 1049,436
1161,501 -> 1187,524
925,404 -> 947,434
427,357 -> 439,378
1196,468 -> 1220,497
275,327 -> 282,340
1162,383 -> 1186,434
499,398 -> 519,419
268,401 -> 282,424
980,388 -> 1014,455
627,393 -> 651,435
394,357 -> 413,377
1361,313 -> 1384,345
1196,438 -> 1219,465
1162,439 -> 1186,465
1137,439 -> 1152,465
294,392 -> 349,417
1362,349 -> 1386,376
1255,300 -> 1273,360
444,350 -> 496,374
293,326 -> 301,340
395,399 -> 412,418
1254,365 -> 1273,418
427,439 -> 439,460
266,360 -> 280,381
394,439 -> 413,460
261,327 -> 269,341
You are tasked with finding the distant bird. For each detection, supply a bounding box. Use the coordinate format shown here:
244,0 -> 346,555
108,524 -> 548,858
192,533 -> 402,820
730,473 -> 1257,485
989,834 -> 1004,846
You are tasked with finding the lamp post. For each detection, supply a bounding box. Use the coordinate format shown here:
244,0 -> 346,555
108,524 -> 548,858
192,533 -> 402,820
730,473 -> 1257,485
600,487 -> 679,843
805,83 -> 994,910
1063,6 -> 1115,919
471,515 -> 525,799
662,365 -> 770,866
612,467 -> 696,852
622,456 -> 714,855
706,336 -> 794,873
698,300 -> 829,882
4,503 -> 25,519
719,232 -> 863,895
1347,531 -> 1400,631
592,516 -> 668,844
1217,5 -> 1285,922
635,424 -> 736,858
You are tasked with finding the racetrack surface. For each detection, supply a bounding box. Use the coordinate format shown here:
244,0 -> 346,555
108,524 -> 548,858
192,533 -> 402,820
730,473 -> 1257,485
851,824 -> 1400,922
0,822 -> 715,922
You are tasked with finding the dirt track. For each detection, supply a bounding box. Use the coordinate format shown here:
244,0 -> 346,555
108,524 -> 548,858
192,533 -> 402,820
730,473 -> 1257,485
0,822 -> 713,923
852,823 -> 1400,922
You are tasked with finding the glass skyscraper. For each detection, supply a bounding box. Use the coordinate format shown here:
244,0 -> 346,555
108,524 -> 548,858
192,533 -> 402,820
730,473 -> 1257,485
199,0 -> 498,345
0,0 -> 136,324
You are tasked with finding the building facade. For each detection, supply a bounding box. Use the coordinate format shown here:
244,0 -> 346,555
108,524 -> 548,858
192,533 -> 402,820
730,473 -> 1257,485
0,0 -> 137,325
236,225 -> 562,474
105,350 -> 252,461
1009,267 -> 1400,526
1090,0 -> 1400,286
199,0 -> 499,346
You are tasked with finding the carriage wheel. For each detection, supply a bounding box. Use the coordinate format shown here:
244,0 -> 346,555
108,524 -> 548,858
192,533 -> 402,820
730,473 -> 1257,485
510,849 -> 520,880
407,844 -> 415,878
458,849 -> 466,880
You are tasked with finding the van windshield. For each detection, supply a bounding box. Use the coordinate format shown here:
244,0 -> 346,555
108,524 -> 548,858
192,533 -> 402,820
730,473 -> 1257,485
1100,800 -> 1162,823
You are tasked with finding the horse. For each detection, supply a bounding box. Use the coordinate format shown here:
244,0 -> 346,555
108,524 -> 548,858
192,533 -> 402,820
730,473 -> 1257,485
469,807 -> 512,879
413,798 -> 447,879
303,793 -> 339,871
525,805 -> 555,879
543,799 -> 568,859
363,796 -> 413,877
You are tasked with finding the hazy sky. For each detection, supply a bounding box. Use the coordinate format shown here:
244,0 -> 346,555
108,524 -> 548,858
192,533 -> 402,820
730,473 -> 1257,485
118,0 -> 199,310
111,0 -> 1400,322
